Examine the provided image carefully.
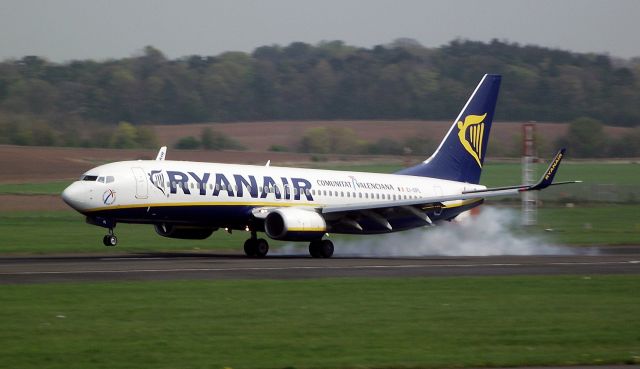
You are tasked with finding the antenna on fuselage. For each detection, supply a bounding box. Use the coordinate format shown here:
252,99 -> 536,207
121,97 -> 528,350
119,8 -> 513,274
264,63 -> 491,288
265,160 -> 270,167
156,146 -> 167,161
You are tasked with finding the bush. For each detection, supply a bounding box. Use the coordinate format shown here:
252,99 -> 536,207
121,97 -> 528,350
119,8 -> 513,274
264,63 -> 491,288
200,127 -> 245,150
269,144 -> 289,152
175,136 -> 201,149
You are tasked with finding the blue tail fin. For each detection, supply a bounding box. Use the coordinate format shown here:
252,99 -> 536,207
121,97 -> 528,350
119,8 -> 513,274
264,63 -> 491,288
396,74 -> 501,184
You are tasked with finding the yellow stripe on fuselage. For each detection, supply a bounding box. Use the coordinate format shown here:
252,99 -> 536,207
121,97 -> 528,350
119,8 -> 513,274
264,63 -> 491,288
84,198 -> 482,214
84,201 -> 316,213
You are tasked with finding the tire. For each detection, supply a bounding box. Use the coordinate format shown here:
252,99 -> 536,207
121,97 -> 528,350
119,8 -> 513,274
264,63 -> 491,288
103,235 -> 117,247
255,239 -> 269,258
309,240 -> 322,258
319,239 -> 334,258
244,238 -> 257,257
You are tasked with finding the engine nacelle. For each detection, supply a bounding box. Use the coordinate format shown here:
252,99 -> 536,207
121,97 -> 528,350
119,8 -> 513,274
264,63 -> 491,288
154,223 -> 216,240
264,208 -> 327,241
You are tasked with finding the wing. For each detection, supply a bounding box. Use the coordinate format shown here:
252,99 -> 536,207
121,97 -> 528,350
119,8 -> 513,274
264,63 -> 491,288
317,149 -> 579,232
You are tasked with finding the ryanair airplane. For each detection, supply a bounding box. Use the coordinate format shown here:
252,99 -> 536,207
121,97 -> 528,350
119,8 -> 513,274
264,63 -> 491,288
61,74 -> 576,258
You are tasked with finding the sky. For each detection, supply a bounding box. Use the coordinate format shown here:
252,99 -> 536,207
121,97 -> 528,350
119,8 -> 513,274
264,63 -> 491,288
0,0 -> 638,62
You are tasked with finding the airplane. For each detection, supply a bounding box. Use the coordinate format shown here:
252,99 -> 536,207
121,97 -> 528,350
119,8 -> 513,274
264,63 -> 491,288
61,74 -> 578,258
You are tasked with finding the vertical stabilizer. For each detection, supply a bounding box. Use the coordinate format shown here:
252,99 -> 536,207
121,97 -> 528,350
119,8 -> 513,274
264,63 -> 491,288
396,74 -> 501,184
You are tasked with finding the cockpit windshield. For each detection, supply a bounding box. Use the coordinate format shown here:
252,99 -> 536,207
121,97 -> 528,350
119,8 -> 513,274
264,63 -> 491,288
81,175 -> 115,183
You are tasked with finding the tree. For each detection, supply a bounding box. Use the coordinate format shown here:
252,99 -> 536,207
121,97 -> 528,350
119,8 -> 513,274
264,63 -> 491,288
556,117 -> 606,158
135,126 -> 158,148
110,121 -> 138,148
200,127 -> 244,150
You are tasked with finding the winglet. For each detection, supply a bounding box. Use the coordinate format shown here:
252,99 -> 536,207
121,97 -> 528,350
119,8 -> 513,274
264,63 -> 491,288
529,148 -> 566,190
156,146 -> 167,161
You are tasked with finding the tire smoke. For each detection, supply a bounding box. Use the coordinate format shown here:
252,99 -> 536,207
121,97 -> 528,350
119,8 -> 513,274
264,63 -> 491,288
275,206 -> 579,257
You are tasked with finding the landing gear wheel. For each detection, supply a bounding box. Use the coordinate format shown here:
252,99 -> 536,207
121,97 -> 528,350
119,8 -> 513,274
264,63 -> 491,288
255,238 -> 269,258
309,240 -> 322,258
102,234 -> 118,247
244,238 -> 257,257
244,237 -> 269,257
319,239 -> 334,258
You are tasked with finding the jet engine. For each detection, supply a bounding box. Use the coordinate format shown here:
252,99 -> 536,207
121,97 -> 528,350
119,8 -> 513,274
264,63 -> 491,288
154,223 -> 217,239
264,208 -> 327,241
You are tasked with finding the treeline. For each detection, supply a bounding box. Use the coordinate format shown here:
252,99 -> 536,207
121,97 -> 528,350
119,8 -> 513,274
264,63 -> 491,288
1,39 -> 640,132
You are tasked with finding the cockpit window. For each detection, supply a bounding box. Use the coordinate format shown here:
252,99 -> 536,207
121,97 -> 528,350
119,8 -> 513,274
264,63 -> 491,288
97,177 -> 105,183
81,175 -> 98,181
106,176 -> 115,183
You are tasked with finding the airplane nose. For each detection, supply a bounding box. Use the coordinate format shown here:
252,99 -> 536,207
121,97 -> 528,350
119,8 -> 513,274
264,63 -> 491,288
61,182 -> 86,211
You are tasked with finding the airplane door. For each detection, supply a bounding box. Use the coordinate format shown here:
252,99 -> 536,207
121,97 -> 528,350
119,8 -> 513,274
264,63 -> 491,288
131,167 -> 148,199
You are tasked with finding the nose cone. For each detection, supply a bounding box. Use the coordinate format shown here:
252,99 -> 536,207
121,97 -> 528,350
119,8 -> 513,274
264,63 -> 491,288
62,182 -> 87,211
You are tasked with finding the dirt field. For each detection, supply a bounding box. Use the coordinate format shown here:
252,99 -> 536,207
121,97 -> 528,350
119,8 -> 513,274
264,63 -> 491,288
1,120 -> 633,184
152,120 -> 631,152
0,145 -> 406,183
0,194 -> 68,211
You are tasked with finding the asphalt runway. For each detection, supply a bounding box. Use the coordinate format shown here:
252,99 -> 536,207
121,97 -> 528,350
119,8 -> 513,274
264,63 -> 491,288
1,246 -> 639,284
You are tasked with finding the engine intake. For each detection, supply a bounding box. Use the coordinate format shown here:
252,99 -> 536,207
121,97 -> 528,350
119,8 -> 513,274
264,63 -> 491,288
264,208 -> 327,241
154,224 -> 216,239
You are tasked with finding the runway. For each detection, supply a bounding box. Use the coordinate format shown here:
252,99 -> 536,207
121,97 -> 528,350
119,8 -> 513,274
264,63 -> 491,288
1,246 -> 639,284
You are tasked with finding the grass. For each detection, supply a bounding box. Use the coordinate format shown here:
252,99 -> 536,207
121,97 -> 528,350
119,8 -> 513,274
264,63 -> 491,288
309,161 -> 640,188
0,210 -> 285,254
0,275 -> 638,369
480,161 -> 640,187
0,204 -> 638,254
2,162 -> 638,195
537,205 -> 640,245
0,180 -> 71,195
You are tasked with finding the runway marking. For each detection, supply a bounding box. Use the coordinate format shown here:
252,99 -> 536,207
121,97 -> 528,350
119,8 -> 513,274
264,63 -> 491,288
100,257 -> 168,261
1,260 -> 638,276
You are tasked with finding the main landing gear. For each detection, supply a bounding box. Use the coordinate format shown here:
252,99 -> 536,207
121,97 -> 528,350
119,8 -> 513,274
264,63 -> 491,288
309,239 -> 334,258
244,231 -> 269,258
102,228 -> 118,247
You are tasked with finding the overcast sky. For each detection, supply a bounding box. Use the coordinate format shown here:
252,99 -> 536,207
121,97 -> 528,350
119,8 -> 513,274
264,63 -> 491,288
1,0 -> 638,62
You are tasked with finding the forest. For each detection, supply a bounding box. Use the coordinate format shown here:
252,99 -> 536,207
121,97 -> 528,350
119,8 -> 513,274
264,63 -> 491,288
0,39 -> 639,152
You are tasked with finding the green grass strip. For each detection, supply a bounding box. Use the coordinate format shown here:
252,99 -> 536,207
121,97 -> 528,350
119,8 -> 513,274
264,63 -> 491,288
0,275 -> 639,369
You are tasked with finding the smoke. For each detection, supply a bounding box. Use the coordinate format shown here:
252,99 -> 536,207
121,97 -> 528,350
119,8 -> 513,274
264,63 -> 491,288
275,206 -> 579,257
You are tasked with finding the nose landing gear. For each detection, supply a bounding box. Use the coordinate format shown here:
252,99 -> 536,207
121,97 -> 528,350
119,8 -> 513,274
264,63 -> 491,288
102,228 -> 118,247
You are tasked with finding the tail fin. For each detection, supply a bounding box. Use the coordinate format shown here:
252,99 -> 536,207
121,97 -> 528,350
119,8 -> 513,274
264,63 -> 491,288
396,74 -> 501,184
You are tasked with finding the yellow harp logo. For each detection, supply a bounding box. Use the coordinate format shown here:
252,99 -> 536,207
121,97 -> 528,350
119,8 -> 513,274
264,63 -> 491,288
457,113 -> 487,168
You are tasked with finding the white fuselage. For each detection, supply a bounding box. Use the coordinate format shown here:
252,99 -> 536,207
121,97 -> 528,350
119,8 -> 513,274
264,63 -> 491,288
62,160 -> 486,231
